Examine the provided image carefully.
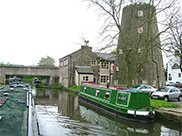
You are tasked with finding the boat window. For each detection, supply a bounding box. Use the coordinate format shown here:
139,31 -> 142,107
105,91 -> 110,100
95,90 -> 99,97
83,87 -> 86,93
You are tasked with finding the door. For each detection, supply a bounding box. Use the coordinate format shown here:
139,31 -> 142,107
169,88 -> 176,99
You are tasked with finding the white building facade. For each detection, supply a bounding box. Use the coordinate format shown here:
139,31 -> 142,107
167,56 -> 182,83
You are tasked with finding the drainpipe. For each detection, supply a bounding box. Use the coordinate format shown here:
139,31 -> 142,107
151,48 -> 160,88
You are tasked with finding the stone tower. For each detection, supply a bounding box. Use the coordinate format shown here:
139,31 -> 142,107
114,3 -> 165,87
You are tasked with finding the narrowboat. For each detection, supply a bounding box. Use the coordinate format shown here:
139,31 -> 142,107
79,83 -> 155,122
0,82 -> 39,136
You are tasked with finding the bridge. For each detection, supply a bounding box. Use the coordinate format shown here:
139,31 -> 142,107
0,66 -> 59,84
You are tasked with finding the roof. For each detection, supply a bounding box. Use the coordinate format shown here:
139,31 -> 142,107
95,53 -> 116,61
168,56 -> 180,66
59,45 -> 92,61
82,83 -> 145,93
0,84 -> 29,136
75,66 -> 94,74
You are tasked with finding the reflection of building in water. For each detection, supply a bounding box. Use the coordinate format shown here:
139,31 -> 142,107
35,89 -> 58,105
58,92 -> 80,119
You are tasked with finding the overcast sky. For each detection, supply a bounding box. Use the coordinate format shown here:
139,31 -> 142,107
0,0 -> 181,66
0,0 -> 103,66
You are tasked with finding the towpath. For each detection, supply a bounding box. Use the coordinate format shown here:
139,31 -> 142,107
155,100 -> 182,126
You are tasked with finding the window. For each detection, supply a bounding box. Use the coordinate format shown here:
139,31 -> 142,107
170,89 -> 175,93
91,60 -> 97,66
169,73 -> 172,80
60,61 -> 63,67
64,59 -> 68,66
137,27 -> 143,33
179,73 -> 181,78
119,49 -> 123,54
111,64 -> 114,72
116,66 -> 119,72
83,87 -> 86,93
100,76 -> 109,83
83,76 -> 88,81
96,90 -> 99,97
138,48 -> 143,53
100,61 -> 109,69
138,10 -> 143,17
105,91 -> 110,100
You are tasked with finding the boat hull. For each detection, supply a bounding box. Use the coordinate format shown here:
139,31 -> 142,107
79,94 -> 154,123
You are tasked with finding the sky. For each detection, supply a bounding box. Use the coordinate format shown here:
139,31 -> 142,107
0,0 -> 181,66
0,0 -> 102,66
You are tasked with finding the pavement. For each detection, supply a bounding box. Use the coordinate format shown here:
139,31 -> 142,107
169,99 -> 182,106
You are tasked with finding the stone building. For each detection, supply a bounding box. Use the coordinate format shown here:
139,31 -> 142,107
114,4 -> 165,87
59,46 -> 116,87
59,46 -> 96,87
91,53 -> 115,85
75,66 -> 94,86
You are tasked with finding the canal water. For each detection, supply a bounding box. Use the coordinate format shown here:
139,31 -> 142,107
34,88 -> 182,136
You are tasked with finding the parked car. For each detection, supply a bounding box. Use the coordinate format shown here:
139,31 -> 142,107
175,82 -> 182,88
133,84 -> 157,94
166,82 -> 176,87
151,86 -> 182,101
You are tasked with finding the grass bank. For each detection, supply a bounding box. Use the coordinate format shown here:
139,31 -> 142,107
151,99 -> 180,108
68,85 -> 80,92
37,84 -> 64,89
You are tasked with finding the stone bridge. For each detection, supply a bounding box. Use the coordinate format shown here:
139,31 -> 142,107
0,66 -> 59,84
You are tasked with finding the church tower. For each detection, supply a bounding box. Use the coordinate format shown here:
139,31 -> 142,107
114,3 -> 165,87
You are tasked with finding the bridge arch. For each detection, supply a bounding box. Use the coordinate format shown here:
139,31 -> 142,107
0,66 -> 59,84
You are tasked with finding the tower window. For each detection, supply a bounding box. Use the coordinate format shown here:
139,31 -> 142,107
119,49 -> 123,54
137,27 -> 143,33
138,10 -> 143,17
138,48 -> 143,53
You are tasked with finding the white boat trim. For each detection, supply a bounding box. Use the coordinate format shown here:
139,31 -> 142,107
127,110 -> 149,116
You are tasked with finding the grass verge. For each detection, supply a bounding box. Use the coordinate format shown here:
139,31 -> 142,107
151,99 -> 180,108
68,85 -> 80,92
48,84 -> 63,88
0,83 -> 4,87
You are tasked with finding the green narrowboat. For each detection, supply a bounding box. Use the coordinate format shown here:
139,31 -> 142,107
79,83 -> 155,122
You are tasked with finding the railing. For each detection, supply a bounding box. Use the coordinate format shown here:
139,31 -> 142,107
27,90 -> 33,136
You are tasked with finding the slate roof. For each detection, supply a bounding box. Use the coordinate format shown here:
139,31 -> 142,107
75,66 -> 94,74
95,53 -> 116,61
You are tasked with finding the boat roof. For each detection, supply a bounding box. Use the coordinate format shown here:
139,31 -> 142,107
82,83 -> 144,93
0,84 -> 29,136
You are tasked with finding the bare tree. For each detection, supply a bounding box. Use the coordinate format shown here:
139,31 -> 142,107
84,0 -> 179,87
163,9 -> 182,71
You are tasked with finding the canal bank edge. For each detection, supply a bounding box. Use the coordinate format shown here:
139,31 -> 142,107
65,87 -> 182,126
36,86 -> 182,126
155,108 -> 182,126
66,87 -> 182,126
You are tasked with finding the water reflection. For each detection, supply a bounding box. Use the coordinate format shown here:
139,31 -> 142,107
35,88 -> 182,136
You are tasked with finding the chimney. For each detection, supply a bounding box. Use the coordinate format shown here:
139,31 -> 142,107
81,45 -> 92,51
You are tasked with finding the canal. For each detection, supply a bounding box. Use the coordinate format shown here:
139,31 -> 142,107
34,88 -> 182,136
